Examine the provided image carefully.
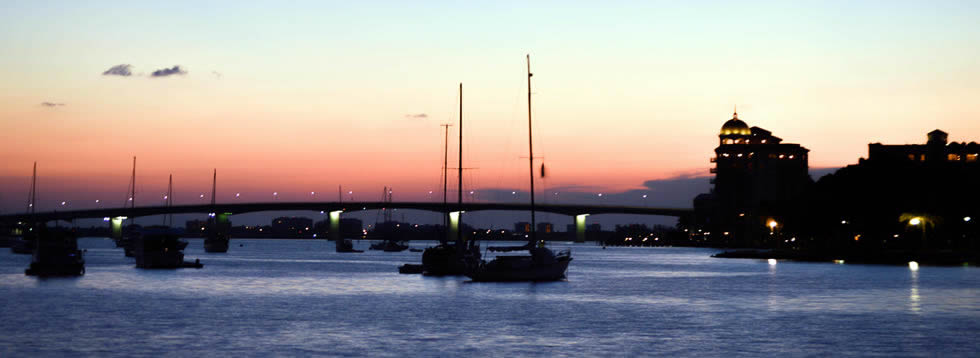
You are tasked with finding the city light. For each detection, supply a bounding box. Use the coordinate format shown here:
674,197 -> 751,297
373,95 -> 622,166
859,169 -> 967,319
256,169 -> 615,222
909,217 -> 922,226
768,259 -> 777,266
768,219 -> 778,229
61,201 -> 66,205
965,217 -> 972,222
908,261 -> 919,271
236,193 -> 240,198
95,200 -> 100,203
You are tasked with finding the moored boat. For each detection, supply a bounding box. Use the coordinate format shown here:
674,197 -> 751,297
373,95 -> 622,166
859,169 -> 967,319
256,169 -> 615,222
133,227 -> 202,269
464,55 -> 572,282
25,227 -> 85,277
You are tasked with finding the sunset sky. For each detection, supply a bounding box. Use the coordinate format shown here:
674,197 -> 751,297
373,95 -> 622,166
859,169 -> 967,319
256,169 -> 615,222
2,1 -> 979,218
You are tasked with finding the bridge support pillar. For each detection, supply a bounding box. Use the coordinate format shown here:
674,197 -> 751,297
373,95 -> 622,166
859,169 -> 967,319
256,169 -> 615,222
110,217 -> 126,240
575,214 -> 589,243
329,210 -> 343,242
449,211 -> 462,243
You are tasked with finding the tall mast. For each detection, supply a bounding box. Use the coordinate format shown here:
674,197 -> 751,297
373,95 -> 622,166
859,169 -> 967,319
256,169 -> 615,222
210,169 -> 217,206
456,83 -> 463,249
130,156 -> 136,210
441,123 -> 452,244
130,156 -> 136,226
527,54 -> 536,245
164,174 -> 174,226
28,161 -> 37,215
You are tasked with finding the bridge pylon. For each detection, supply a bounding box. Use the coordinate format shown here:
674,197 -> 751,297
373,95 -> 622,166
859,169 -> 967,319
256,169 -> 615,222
575,214 -> 590,243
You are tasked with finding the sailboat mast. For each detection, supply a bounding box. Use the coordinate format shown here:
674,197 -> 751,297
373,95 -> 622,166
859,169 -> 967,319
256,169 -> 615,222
28,162 -> 37,215
164,174 -> 173,226
527,54 -> 536,244
456,83 -> 463,248
130,157 -> 136,210
441,123 -> 451,243
130,156 -> 136,226
210,169 -> 217,206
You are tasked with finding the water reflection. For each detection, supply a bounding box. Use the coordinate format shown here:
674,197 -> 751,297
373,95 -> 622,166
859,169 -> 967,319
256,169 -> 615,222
909,270 -> 921,314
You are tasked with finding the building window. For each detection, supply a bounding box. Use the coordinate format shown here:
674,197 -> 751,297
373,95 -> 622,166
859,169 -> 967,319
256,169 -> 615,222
725,139 -> 734,144
920,154 -> 925,161
967,154 -> 978,162
908,154 -> 915,161
948,154 -> 961,161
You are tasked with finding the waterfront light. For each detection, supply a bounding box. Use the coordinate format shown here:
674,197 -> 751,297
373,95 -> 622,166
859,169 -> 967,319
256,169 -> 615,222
909,217 -> 922,226
95,200 -> 100,203
965,217 -> 972,222
61,201 -> 66,206
236,193 -> 240,198
642,194 -> 648,198
768,219 -> 778,229
768,259 -> 777,266
834,259 -> 845,264
200,194 -> 205,198
909,261 -> 920,271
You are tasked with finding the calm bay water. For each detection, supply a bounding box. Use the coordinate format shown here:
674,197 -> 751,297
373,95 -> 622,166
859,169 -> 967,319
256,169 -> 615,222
1,238 -> 978,357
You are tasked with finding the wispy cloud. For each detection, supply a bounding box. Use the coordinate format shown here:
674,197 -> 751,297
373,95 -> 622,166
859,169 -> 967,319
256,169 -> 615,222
102,64 -> 133,77
405,113 -> 428,119
40,102 -> 65,107
151,65 -> 187,77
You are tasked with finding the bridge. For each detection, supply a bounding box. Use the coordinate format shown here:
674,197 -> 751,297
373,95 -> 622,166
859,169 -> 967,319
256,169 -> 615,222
0,201 -> 693,242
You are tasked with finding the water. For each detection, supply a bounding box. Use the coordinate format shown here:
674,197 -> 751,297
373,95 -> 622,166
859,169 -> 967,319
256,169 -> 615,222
1,238 -> 978,357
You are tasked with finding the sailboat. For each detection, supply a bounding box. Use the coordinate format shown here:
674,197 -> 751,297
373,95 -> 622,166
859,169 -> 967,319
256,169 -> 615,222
421,83 -> 481,276
465,55 -> 572,282
21,162 -> 86,276
368,186 -> 409,252
204,169 -> 231,253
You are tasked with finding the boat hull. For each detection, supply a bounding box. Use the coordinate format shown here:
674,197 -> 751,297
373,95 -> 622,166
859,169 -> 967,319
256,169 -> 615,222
422,244 -> 479,276
203,237 -> 230,253
466,256 -> 571,282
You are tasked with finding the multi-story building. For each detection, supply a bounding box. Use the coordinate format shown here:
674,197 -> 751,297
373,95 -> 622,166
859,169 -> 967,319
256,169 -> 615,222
694,110 -> 812,246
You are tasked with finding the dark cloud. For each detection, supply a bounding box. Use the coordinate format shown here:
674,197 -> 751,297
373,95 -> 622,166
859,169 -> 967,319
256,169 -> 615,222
151,65 -> 187,77
102,64 -> 133,76
405,113 -> 428,119
40,102 -> 65,107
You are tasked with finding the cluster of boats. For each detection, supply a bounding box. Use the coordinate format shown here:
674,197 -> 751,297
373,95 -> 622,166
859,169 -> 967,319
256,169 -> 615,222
401,55 -> 573,282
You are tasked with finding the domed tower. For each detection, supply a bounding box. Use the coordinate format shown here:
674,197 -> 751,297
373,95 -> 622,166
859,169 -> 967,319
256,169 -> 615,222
719,108 -> 751,145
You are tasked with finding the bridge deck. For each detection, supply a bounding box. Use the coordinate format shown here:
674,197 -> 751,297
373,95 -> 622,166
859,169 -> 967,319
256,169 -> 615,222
0,201 -> 692,222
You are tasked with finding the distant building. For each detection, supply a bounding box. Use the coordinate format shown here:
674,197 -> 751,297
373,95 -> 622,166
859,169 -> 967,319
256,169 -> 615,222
515,222 -> 531,233
693,110 -> 812,246
271,216 -> 314,237
865,129 -> 979,165
537,222 -> 553,233
807,129 -> 979,252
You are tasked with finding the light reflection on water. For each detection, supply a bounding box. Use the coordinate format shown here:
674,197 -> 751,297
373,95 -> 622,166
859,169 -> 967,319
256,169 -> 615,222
1,238 -> 978,357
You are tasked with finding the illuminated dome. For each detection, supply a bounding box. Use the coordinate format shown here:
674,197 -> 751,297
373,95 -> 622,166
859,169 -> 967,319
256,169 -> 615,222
720,111 -> 750,136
